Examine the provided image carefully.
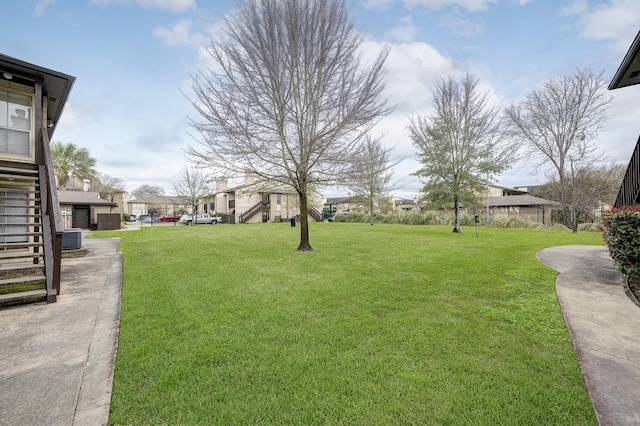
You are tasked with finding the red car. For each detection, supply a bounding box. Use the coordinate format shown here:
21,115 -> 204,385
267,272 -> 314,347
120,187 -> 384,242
159,214 -> 181,222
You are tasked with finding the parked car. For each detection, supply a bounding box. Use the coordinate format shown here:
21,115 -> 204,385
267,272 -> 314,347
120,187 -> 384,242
127,215 -> 137,222
142,216 -> 161,223
179,213 -> 222,225
159,214 -> 181,222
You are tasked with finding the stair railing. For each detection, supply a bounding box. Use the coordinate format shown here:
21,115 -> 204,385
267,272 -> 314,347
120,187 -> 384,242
308,207 -> 323,222
38,128 -> 62,302
240,201 -> 266,223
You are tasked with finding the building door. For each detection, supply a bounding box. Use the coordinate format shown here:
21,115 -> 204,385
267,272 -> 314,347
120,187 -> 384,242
72,207 -> 90,229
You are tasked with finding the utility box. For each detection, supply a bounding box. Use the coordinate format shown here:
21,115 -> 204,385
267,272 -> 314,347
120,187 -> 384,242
62,228 -> 82,250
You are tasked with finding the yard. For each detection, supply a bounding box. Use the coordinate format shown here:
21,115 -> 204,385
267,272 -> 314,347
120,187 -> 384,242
102,223 -> 603,425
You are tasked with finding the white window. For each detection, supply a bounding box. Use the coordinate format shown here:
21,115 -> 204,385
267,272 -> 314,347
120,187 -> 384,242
0,89 -> 33,159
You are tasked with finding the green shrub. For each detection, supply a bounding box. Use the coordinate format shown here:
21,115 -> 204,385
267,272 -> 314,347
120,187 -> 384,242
487,216 -> 546,229
550,223 -> 571,231
603,207 -> 640,276
577,222 -> 603,232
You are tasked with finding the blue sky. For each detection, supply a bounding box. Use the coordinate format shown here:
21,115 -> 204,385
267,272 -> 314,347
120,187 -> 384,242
2,0 -> 640,198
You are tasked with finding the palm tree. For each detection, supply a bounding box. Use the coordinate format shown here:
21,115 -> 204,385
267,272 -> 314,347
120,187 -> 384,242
50,142 -> 97,190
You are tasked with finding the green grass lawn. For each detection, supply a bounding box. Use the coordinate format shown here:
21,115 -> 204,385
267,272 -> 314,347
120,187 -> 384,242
102,223 -> 603,425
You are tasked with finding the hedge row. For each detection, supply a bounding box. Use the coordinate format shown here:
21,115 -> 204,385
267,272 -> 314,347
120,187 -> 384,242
330,211 -> 582,230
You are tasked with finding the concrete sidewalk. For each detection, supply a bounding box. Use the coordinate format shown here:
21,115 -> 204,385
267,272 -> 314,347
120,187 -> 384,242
0,236 -> 122,426
538,246 -> 640,426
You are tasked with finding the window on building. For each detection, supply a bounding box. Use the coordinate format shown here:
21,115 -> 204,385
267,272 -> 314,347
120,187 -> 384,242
276,194 -> 282,205
0,89 -> 32,158
210,202 -> 215,210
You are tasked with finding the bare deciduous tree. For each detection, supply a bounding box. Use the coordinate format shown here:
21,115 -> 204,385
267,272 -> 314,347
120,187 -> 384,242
536,162 -> 626,231
504,68 -> 613,227
170,166 -> 209,223
408,73 -> 515,233
93,172 -> 125,202
132,185 -> 165,195
348,135 -> 399,226
186,0 -> 390,251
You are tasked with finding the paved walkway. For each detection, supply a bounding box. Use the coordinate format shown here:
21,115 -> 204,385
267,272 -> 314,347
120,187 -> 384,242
0,236 -> 122,426
537,246 -> 640,426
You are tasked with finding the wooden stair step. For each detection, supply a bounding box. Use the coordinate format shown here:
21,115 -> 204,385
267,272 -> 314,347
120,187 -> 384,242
0,166 -> 38,174
0,263 -> 44,272
0,251 -> 44,260
0,289 -> 47,307
0,189 -> 40,195
0,232 -> 44,237
0,275 -> 46,285
0,172 -> 38,181
1,242 -> 44,249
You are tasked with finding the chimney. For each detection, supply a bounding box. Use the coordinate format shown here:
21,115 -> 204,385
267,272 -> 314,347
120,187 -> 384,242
244,169 -> 255,186
216,179 -> 228,192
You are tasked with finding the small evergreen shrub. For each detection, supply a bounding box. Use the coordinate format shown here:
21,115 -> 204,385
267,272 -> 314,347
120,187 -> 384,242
602,207 -> 640,276
577,222 -> 603,232
550,223 -> 571,231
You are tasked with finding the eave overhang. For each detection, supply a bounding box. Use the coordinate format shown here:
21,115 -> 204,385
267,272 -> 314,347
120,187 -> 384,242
609,31 -> 640,90
0,53 -> 75,138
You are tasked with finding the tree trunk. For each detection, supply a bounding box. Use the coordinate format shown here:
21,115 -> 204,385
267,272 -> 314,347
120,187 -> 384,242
453,193 -> 461,233
296,190 -> 313,252
370,203 -> 374,226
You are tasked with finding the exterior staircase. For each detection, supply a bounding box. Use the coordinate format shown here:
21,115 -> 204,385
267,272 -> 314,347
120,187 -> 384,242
0,165 -> 47,308
309,207 -> 323,222
240,201 -> 267,223
614,134 -> 640,208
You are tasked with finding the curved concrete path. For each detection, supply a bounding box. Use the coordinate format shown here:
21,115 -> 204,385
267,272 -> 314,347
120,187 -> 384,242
537,246 -> 640,426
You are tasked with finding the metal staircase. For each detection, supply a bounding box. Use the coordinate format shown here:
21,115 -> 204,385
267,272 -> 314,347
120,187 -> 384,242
614,134 -> 640,208
309,207 -> 323,222
0,165 -> 47,307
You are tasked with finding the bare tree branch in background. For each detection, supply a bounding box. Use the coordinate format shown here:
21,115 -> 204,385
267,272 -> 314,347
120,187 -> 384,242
93,172 -> 125,202
348,135 -> 399,225
170,165 -> 209,223
504,68 -> 613,228
132,185 -> 165,196
536,162 -> 626,231
408,73 -> 516,233
185,0 -> 391,251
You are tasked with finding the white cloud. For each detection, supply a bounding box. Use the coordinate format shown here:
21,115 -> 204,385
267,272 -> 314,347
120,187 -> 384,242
90,0 -> 196,13
362,0 -> 396,11
386,16 -> 420,42
439,11 -> 484,37
55,103 -> 92,132
560,0 -> 588,15
570,0 -> 640,53
403,0 -> 497,12
34,0 -> 55,17
154,19 -> 200,46
364,39 -> 455,115
363,0 -> 496,12
356,39 -> 461,196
